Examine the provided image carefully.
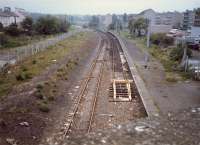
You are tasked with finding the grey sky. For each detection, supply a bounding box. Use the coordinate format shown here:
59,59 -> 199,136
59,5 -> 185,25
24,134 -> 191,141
0,0 -> 200,14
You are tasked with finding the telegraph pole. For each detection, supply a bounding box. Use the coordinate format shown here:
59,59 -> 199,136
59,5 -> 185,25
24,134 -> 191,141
146,19 -> 151,48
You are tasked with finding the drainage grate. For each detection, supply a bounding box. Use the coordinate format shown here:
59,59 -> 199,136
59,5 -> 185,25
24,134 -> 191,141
109,80 -> 134,102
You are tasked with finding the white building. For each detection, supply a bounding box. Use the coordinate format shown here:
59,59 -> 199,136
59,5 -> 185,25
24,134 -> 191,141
0,7 -> 18,27
0,7 -> 28,27
14,8 -> 29,24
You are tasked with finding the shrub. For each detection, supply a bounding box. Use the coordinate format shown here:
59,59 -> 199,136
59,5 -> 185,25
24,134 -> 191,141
169,46 -> 192,61
38,101 -> 50,113
35,90 -> 44,99
0,22 -> 3,32
16,72 -> 32,81
21,17 -> 34,34
0,33 -> 8,47
47,95 -> 55,101
151,33 -> 174,47
4,23 -> 22,36
36,84 -> 44,90
35,15 -> 60,35
32,60 -> 37,64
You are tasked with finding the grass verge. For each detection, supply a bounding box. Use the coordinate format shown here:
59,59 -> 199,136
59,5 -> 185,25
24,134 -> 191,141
0,32 -> 90,97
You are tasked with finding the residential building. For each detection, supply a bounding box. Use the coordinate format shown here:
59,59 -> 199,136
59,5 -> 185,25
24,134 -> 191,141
0,7 -> 18,27
190,8 -> 200,38
0,7 -> 28,27
14,8 -> 29,24
131,9 -> 183,34
194,8 -> 200,27
182,10 -> 194,30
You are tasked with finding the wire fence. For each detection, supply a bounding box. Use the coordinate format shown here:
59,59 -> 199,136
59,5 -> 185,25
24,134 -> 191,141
0,30 -> 80,71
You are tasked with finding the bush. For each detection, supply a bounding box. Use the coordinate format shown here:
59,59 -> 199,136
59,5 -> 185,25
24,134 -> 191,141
37,101 -> 50,113
4,23 -> 22,36
169,46 -> 192,61
151,33 -> 174,47
21,17 -> 34,34
16,72 -> 32,81
35,90 -> 44,99
0,23 -> 3,32
35,15 -> 60,35
36,84 -> 44,90
0,33 -> 8,47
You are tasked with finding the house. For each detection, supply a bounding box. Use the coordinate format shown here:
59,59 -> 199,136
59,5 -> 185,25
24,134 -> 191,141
0,7 -> 28,27
0,7 -> 18,27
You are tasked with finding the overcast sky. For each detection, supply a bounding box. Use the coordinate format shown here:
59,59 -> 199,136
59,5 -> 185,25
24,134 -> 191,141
0,0 -> 200,15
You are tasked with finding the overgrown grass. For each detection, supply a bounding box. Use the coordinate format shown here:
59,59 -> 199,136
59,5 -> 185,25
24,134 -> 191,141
0,34 -> 54,49
120,31 -> 189,82
0,32 -> 90,97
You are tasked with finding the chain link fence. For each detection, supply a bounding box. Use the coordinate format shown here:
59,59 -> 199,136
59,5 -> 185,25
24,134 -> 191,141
0,30 -> 80,71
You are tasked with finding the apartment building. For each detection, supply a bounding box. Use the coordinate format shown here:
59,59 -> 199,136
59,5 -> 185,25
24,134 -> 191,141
182,10 -> 194,30
132,9 -> 183,33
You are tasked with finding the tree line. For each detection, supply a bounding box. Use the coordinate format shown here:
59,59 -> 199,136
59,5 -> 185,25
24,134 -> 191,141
0,15 -> 70,47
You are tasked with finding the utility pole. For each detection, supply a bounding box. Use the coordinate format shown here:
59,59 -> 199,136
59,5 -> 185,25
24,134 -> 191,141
146,19 -> 151,48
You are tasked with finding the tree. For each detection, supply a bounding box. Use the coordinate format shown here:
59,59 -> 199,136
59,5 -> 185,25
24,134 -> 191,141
108,23 -> 115,30
0,33 -> 8,47
128,18 -> 149,37
4,23 -> 21,36
35,15 -> 60,35
128,19 -> 135,36
0,22 -> 3,32
21,17 -> 34,34
59,20 -> 70,32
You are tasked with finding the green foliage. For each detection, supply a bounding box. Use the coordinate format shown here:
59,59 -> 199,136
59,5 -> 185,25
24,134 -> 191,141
59,20 -> 70,32
35,15 -> 60,35
4,23 -> 22,36
16,71 -> 32,81
128,18 -> 148,37
35,15 -> 70,35
21,17 -> 34,34
150,33 -> 174,46
0,33 -> 8,47
0,23 -> 3,32
169,46 -> 192,61
108,23 -> 115,30
37,101 -> 50,113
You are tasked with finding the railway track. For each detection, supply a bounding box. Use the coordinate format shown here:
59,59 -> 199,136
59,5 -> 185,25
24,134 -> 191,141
62,32 -> 107,138
60,31 -> 145,140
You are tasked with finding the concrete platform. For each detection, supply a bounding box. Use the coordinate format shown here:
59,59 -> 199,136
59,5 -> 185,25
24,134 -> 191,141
110,32 -> 159,117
